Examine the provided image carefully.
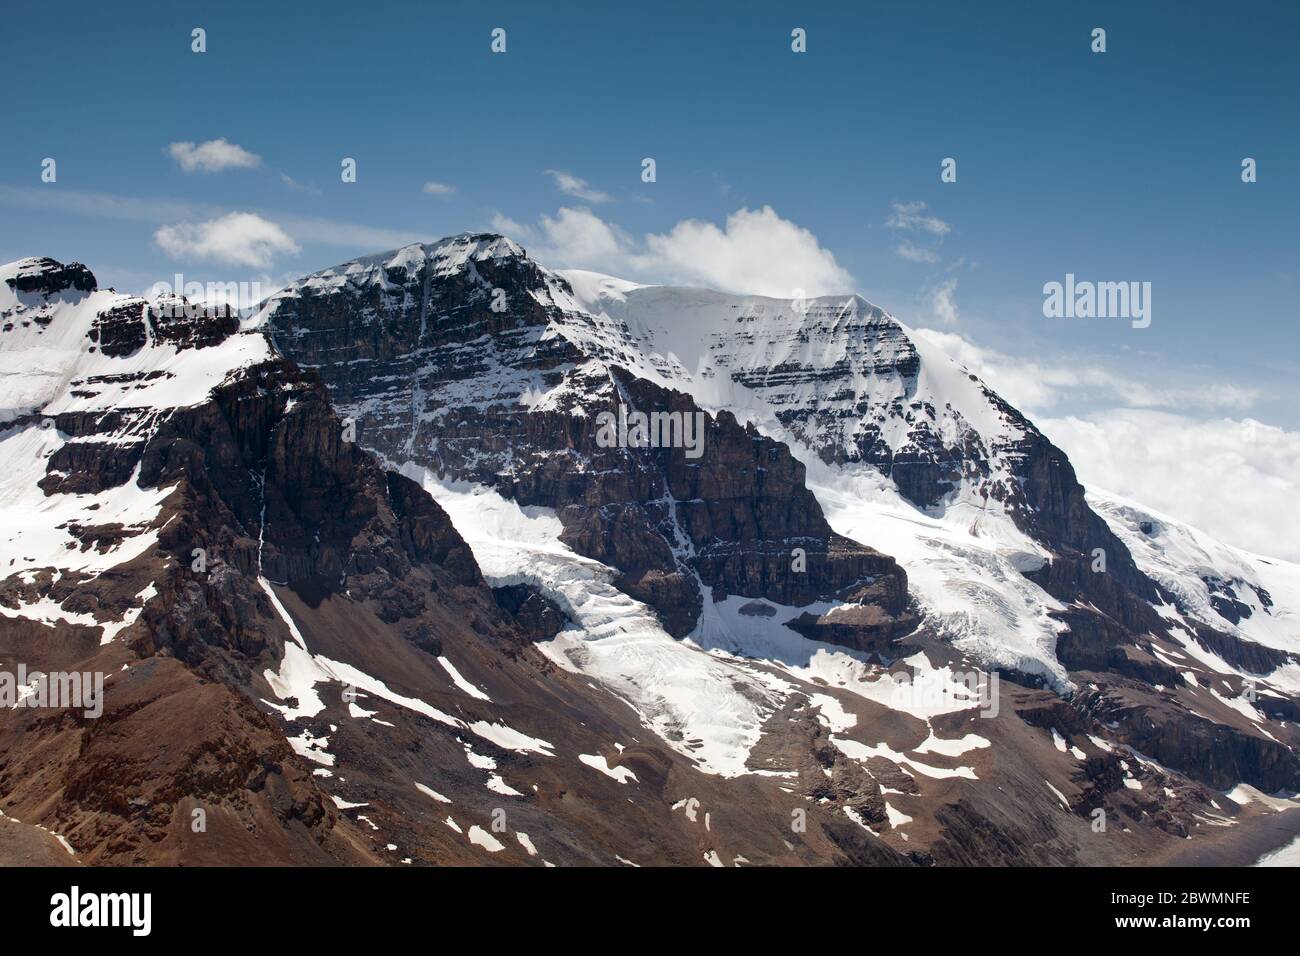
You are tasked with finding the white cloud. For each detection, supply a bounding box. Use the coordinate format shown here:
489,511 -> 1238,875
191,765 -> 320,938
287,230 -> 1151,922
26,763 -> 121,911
887,203 -> 949,265
914,328 -> 1260,415
927,278 -> 960,326
489,212 -> 529,238
915,328 -> 1288,558
167,138 -> 261,173
154,212 -> 300,269
1039,410 -> 1300,562
422,181 -> 456,196
638,207 -> 854,296
498,205 -> 854,298
537,207 -> 632,266
886,201 -> 951,236
896,240 -> 938,263
544,170 -> 611,203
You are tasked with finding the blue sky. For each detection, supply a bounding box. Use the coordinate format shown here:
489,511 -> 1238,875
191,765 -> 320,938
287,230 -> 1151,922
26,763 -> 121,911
3,1 -> 1298,554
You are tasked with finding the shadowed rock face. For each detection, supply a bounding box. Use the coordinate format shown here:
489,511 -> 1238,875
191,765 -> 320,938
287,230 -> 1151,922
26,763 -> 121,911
504,370 -> 917,640
0,332 -> 521,862
491,584 -> 567,642
118,352 -> 540,693
266,235 -> 916,646
4,257 -> 97,298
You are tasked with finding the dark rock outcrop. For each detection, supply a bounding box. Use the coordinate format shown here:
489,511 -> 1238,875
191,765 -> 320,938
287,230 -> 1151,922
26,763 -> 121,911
266,236 -> 916,645
493,584 -> 568,641
4,257 -> 97,297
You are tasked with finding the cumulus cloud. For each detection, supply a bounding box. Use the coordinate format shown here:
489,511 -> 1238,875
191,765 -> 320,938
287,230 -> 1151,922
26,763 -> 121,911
422,181 -> 456,196
154,212 -> 300,268
914,328 -> 1260,415
537,207 -> 632,266
1039,410 -> 1300,562
489,212 -> 530,238
544,170 -> 611,203
166,138 -> 261,173
639,207 -> 855,296
886,201 -> 951,236
495,205 -> 854,297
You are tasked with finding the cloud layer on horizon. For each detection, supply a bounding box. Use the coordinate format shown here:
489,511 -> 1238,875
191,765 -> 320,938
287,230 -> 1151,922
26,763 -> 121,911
914,328 -> 1293,561
914,328 -> 1260,414
1040,410 -> 1300,562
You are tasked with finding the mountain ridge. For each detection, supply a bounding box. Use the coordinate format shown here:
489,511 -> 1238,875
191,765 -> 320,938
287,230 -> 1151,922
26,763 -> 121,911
2,243 -> 1297,866
262,233 -> 1300,791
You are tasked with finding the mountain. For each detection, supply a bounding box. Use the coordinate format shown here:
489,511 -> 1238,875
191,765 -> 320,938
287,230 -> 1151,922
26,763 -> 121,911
1,240 -> 1297,866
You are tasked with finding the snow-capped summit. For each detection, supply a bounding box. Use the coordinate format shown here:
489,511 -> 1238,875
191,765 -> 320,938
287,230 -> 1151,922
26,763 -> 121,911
2,256 -> 97,300
552,271 -> 1035,513
265,232 -> 530,301
1,257 -> 269,425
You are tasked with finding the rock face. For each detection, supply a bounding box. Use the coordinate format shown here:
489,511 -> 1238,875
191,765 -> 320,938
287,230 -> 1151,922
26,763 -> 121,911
0,655 -> 346,866
265,235 -> 916,647
4,256 -> 96,298
3,259 -> 555,861
491,584 -> 567,642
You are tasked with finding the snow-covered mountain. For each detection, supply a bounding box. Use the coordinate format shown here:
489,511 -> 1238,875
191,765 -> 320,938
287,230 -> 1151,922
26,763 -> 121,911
549,265 -> 1300,749
1090,488 -> 1300,694
3,239 -> 1298,866
546,271 -> 1111,684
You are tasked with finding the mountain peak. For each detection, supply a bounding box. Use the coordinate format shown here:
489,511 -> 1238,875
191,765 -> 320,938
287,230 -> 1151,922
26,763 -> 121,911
386,232 -> 528,271
2,256 -> 98,300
